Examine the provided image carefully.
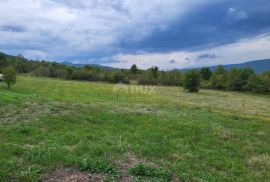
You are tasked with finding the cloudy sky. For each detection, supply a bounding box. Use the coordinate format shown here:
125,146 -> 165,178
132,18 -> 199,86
0,0 -> 270,69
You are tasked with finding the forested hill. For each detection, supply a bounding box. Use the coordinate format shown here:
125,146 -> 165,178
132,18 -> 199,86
208,59 -> 270,73
183,59 -> 270,73
62,61 -> 115,70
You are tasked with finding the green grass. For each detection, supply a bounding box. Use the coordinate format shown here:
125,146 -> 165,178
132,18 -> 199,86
0,76 -> 269,181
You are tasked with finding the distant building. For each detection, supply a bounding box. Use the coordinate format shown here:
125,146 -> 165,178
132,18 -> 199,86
0,74 -> 3,81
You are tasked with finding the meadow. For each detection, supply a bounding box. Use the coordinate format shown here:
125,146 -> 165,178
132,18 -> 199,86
0,76 -> 269,181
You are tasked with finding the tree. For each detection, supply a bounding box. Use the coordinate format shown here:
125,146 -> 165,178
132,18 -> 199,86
137,70 -> 158,85
66,67 -> 74,80
0,54 -> 8,68
211,65 -> 228,89
3,65 -> 17,89
262,71 -> 270,86
130,64 -> 139,74
214,65 -> 226,75
227,68 -> 254,91
150,66 -> 159,78
183,70 -> 201,92
200,67 -> 212,80
159,70 -> 182,86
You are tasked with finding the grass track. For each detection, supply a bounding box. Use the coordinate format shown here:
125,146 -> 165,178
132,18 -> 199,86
0,76 -> 269,181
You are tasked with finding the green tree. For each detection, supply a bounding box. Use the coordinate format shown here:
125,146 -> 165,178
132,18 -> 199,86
130,64 -> 139,74
200,67 -> 212,80
137,70 -> 158,85
211,65 -> 228,89
159,70 -> 182,86
0,54 -> 8,68
150,66 -> 159,78
262,70 -> 270,91
262,70 -> 270,85
3,65 -> 17,89
183,70 -> 201,92
227,68 -> 254,91
66,67 -> 74,80
214,65 -> 226,74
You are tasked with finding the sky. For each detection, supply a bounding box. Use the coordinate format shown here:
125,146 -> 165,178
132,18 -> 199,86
0,0 -> 270,70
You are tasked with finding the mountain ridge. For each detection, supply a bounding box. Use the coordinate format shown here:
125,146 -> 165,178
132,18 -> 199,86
181,59 -> 270,73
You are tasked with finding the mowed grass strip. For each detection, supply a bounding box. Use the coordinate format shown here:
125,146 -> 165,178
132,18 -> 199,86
0,76 -> 269,181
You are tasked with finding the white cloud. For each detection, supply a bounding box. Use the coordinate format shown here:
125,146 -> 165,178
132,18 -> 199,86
0,0 -> 210,59
104,34 -> 270,70
228,8 -> 248,21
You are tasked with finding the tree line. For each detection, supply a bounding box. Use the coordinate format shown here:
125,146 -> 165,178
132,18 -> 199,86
0,52 -> 269,93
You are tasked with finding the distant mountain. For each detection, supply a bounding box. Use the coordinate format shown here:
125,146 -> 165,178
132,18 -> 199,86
62,61 -> 116,70
210,59 -> 270,73
182,59 -> 270,73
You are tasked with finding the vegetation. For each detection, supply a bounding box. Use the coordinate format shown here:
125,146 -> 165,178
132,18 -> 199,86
183,70 -> 201,92
129,163 -> 172,181
130,64 -> 139,74
0,76 -> 269,181
211,65 -> 228,90
200,67 -> 212,80
3,65 -> 17,89
227,68 -> 254,91
0,52 -> 270,94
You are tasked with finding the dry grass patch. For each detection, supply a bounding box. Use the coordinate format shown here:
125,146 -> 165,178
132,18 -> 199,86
42,167 -> 106,182
211,124 -> 239,140
248,154 -> 270,170
115,153 -> 156,182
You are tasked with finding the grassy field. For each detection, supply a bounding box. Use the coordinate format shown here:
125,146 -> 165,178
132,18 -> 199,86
0,76 -> 270,181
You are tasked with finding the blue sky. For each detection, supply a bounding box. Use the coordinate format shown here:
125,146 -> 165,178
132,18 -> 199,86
0,0 -> 270,69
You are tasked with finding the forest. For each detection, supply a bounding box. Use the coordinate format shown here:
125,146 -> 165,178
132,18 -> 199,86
0,52 -> 269,94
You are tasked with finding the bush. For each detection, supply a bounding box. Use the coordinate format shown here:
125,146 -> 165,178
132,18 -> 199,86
183,70 -> 201,92
245,74 -> 269,93
109,72 -> 130,84
3,65 -> 17,89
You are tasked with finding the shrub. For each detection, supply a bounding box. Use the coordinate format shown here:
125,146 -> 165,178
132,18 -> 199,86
245,74 -> 269,93
110,72 -> 130,84
3,65 -> 17,89
183,70 -> 201,92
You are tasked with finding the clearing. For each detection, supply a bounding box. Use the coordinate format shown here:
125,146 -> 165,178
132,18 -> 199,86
0,76 -> 269,181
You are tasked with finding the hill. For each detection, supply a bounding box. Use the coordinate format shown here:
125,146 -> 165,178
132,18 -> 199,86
209,59 -> 270,73
182,59 -> 270,73
62,61 -> 116,70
